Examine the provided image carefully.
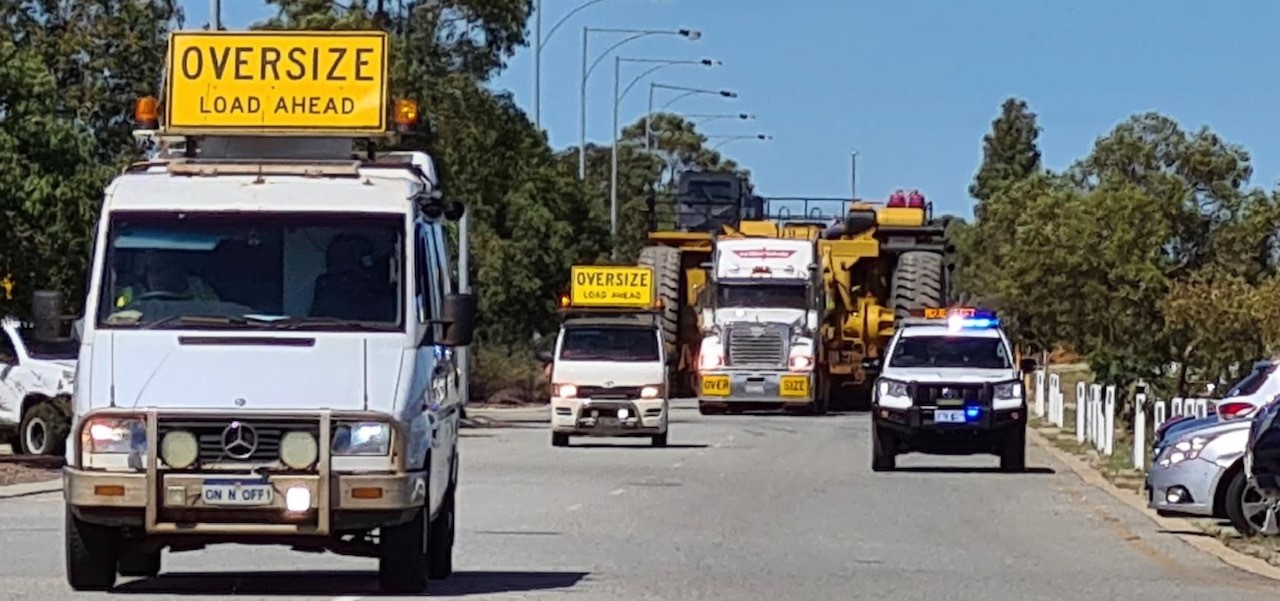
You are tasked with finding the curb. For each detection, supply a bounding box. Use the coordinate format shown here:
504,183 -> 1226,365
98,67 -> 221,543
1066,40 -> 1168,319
1027,428 -> 1280,582
0,478 -> 60,500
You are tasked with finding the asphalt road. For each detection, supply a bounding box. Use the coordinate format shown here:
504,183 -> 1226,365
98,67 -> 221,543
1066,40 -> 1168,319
0,400 -> 1276,600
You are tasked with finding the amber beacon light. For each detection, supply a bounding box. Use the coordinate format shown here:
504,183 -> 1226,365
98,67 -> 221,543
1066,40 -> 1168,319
134,96 -> 160,129
393,99 -> 419,132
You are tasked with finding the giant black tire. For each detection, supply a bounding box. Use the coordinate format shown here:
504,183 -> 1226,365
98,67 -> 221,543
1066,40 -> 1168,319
890,251 -> 945,319
638,245 -> 682,356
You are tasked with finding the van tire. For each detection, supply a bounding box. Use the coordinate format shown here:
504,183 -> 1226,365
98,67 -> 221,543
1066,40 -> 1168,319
65,508 -> 120,591
427,479 -> 455,580
651,433 -> 668,447
551,433 -> 570,447
378,504 -> 429,593
21,400 -> 68,456
118,546 -> 162,578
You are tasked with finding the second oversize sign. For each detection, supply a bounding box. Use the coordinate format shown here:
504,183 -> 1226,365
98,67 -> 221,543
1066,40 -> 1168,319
164,31 -> 389,133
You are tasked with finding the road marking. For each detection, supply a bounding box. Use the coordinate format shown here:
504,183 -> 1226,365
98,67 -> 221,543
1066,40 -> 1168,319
331,596 -> 363,601
567,503 -> 582,511
672,462 -> 683,468
608,488 -> 625,496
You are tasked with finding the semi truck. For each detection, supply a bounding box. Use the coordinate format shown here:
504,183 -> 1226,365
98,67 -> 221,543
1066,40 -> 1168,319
640,172 -> 949,412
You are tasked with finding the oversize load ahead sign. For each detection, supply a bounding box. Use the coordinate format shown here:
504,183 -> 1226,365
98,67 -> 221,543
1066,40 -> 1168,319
570,266 -> 654,308
164,31 -> 389,133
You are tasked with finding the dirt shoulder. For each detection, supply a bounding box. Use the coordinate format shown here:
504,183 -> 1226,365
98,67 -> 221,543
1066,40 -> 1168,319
0,456 -> 62,486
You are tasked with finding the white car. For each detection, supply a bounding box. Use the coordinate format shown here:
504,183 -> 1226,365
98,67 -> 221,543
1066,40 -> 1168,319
1211,360 -> 1280,421
869,309 -> 1036,472
0,316 -> 77,455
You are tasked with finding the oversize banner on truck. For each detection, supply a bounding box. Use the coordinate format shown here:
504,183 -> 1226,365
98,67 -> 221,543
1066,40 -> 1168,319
570,266 -> 654,308
164,30 -> 389,134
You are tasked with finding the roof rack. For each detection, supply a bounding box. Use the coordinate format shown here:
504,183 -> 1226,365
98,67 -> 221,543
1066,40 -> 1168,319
164,158 -> 363,178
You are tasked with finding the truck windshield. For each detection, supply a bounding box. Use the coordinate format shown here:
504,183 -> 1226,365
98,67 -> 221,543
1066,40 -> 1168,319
717,283 -> 807,310
559,327 -> 659,362
95,211 -> 405,331
888,336 -> 1012,369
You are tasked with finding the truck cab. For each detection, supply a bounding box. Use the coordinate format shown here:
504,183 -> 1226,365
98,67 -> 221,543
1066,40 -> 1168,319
62,29 -> 475,595
694,237 -> 824,415
870,308 -> 1035,472
540,266 -> 670,447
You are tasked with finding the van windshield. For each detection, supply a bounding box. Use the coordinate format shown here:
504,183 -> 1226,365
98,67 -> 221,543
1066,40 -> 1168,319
95,211 -> 405,331
559,327 -> 660,362
888,336 -> 1012,369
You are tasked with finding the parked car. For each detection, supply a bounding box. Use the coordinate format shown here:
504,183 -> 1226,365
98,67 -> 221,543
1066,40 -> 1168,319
1212,360 -> 1279,420
0,316 -> 78,455
1153,414 -> 1218,462
1245,396 -> 1280,534
1145,417 -> 1267,536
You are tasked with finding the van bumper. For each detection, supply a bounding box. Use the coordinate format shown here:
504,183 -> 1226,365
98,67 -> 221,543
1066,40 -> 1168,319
64,467 -> 429,535
550,397 -> 668,435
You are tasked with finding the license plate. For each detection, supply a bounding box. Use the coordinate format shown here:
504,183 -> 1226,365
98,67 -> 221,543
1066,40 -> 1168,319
780,375 -> 809,398
934,410 -> 967,423
201,479 -> 274,506
701,375 -> 730,396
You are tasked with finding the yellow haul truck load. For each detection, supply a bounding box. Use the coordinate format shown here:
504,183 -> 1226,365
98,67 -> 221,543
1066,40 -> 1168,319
63,29 -> 477,594
538,265 -> 672,447
640,173 -> 949,411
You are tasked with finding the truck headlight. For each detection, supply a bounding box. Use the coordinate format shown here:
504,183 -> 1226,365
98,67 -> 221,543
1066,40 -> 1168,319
994,381 -> 1023,400
331,422 -> 391,456
878,379 -> 908,399
81,416 -> 147,455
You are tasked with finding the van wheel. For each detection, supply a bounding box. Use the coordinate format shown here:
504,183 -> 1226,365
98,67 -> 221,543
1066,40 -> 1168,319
65,508 -> 120,591
651,433 -> 668,447
21,401 -> 68,456
428,479 -> 455,580
378,504 -> 429,593
118,545 -> 162,578
551,433 -> 570,447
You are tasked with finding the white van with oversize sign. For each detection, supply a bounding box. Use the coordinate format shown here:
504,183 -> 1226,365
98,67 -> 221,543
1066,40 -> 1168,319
62,30 -> 476,596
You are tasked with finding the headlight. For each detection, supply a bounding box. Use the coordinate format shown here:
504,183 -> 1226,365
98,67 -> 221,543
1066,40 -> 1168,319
878,379 -> 908,398
556,383 -> 578,398
81,416 -> 146,454
994,381 -> 1023,400
160,430 -> 198,468
331,422 -> 391,456
1158,433 -> 1217,467
280,431 -> 319,469
640,385 -> 662,399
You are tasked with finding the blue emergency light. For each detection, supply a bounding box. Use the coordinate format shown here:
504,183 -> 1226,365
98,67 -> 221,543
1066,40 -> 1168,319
941,308 -> 999,330
964,406 -> 981,421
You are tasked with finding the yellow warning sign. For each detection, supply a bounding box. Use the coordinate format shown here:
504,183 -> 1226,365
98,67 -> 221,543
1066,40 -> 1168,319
163,30 -> 389,134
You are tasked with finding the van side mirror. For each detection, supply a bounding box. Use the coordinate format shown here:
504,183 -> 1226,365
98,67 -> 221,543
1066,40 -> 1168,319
1019,358 -> 1037,372
665,354 -> 677,366
536,350 -> 553,364
436,293 -> 476,347
861,357 -> 881,371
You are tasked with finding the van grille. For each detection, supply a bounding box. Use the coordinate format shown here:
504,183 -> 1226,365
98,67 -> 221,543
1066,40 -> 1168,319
157,418 -> 320,466
726,324 -> 786,367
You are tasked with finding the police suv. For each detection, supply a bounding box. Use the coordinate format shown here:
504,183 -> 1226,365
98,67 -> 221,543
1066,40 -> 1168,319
870,308 -> 1036,472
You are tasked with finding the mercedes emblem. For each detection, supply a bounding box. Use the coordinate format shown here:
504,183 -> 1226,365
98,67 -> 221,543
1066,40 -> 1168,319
221,421 -> 259,459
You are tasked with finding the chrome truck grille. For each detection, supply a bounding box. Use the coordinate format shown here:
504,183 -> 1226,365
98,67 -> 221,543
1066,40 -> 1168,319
725,323 -> 786,367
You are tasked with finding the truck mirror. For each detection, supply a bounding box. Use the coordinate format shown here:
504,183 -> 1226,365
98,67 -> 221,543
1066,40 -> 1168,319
536,350 -> 553,364
1019,357 -> 1037,372
437,293 -> 476,347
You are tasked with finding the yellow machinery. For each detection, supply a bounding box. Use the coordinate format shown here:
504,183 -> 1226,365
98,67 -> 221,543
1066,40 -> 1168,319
638,172 -> 949,407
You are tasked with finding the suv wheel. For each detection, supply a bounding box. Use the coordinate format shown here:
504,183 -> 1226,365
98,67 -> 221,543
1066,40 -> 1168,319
872,423 -> 896,472
1000,428 -> 1026,473
378,501 -> 429,593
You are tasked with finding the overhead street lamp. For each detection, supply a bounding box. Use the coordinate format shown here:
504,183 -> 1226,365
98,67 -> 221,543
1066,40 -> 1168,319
708,133 -> 772,152
579,26 -> 701,179
534,0 -> 620,128
608,59 -> 719,251
646,83 -> 738,151
683,113 -> 755,125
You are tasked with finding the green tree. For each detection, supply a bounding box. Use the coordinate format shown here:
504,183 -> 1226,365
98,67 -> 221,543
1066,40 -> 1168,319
969,98 -> 1043,204
0,40 -> 115,315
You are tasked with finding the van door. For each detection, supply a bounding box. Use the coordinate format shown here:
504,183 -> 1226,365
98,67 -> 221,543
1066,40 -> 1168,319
421,223 -> 456,511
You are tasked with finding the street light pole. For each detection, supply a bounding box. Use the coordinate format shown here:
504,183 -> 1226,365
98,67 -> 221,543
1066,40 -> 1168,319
534,0 -> 542,127
610,55 -> 621,258
578,27 -> 702,179
646,83 -> 739,151
210,0 -> 220,29
709,134 -> 772,152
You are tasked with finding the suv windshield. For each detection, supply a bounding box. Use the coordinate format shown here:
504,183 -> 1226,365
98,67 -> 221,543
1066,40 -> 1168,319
717,283 -> 807,310
96,211 -> 405,331
888,336 -> 1012,369
559,327 -> 659,362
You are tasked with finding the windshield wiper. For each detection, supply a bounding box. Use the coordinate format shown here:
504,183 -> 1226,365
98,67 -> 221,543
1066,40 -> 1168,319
280,316 -> 400,331
140,314 -> 265,330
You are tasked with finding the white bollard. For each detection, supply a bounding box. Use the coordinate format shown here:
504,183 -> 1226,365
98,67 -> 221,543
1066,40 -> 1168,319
1104,385 -> 1116,456
1090,384 -> 1103,448
1195,398 -> 1209,419
1076,381 -> 1087,443
1154,400 -> 1167,427
1134,392 -> 1146,471
1049,374 -> 1062,426
1035,370 -> 1046,418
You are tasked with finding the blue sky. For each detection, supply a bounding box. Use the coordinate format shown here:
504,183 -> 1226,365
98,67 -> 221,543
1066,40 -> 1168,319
185,1 -> 1280,218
